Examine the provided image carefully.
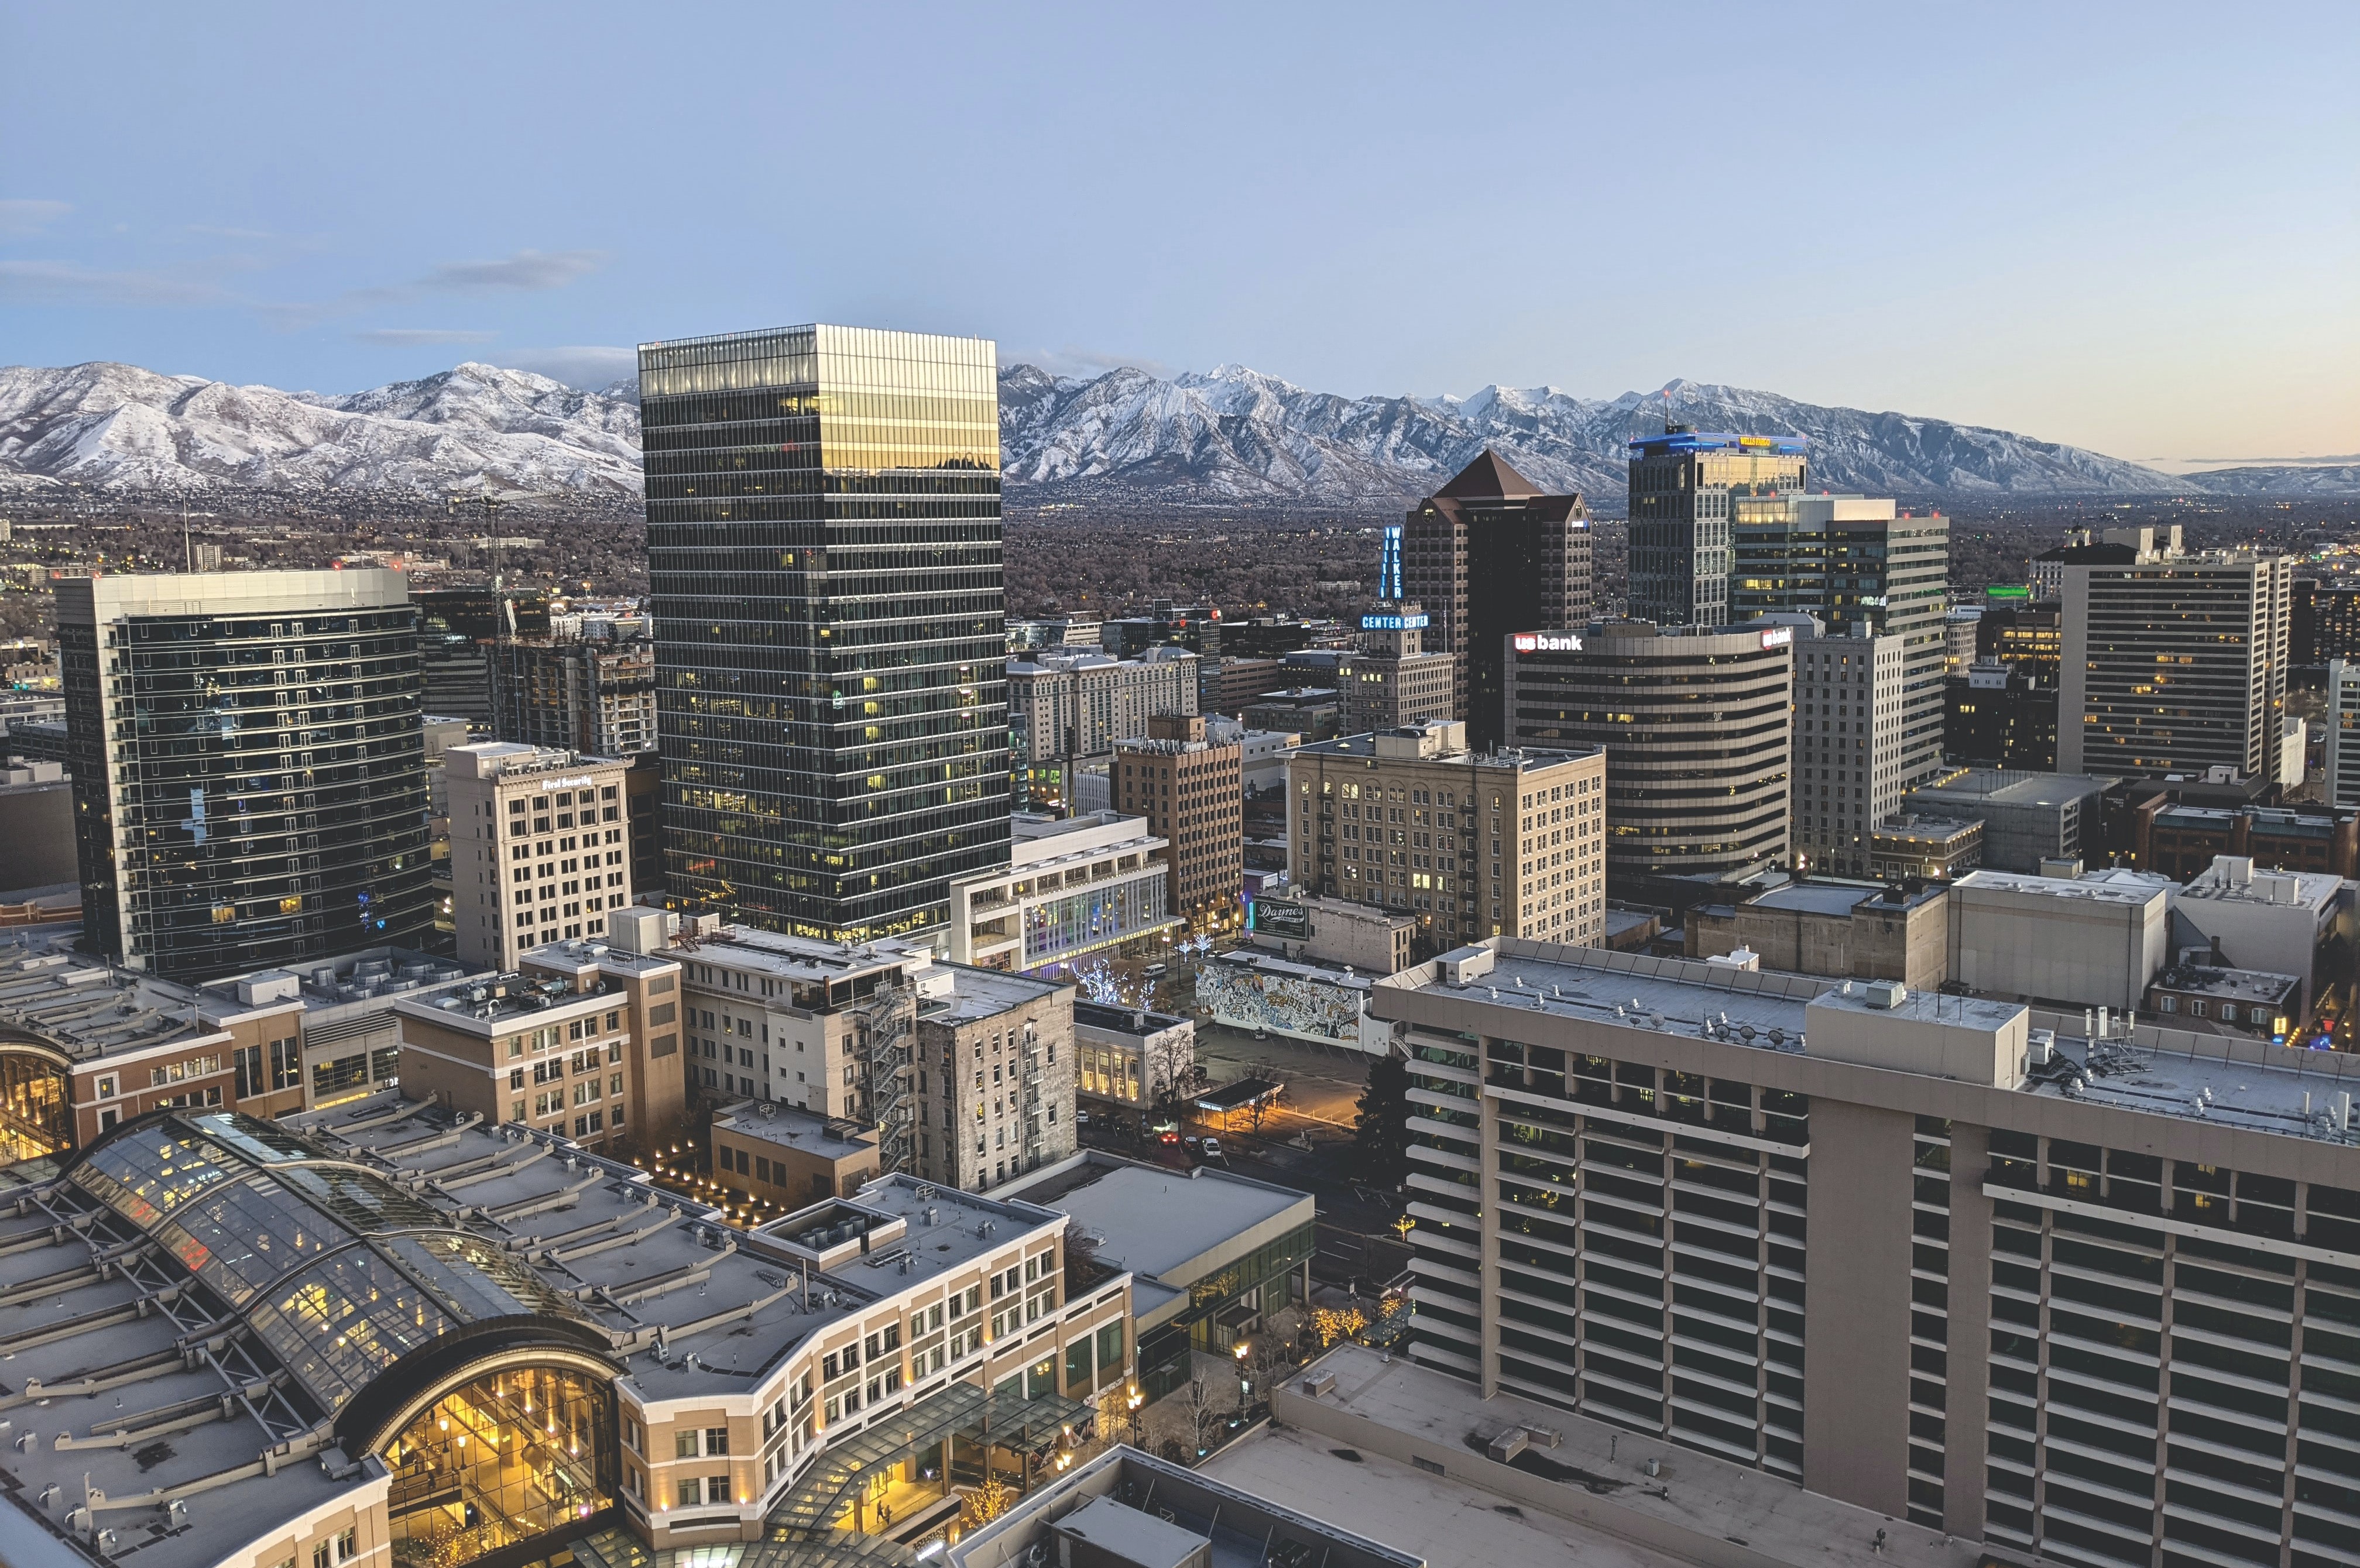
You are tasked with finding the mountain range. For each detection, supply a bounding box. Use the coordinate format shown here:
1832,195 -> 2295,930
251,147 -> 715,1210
1,358 -> 2346,505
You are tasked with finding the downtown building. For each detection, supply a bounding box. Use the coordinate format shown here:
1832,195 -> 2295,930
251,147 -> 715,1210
1006,643 -> 1198,809
488,632 -> 657,757
1113,712 -> 1244,931
640,324 -> 1010,947
1786,621 -> 1910,879
444,740 -> 636,972
1401,451 -> 1594,751
1284,719 -> 1606,952
1503,621 -> 1794,903
2058,551 -> 2297,784
1379,936 -> 2360,1567
1628,427 -> 1809,628
56,569 -> 435,981
1732,493 -> 1951,790
1341,603 -> 1457,734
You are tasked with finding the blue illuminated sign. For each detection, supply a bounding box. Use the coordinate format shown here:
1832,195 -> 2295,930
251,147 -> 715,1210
1361,613 -> 1428,630
1379,525 -> 1402,601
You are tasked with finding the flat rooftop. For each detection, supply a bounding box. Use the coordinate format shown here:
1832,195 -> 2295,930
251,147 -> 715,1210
711,1100 -> 879,1158
1953,869 -> 2165,906
1260,1343 -> 1984,1568
1745,882 -> 1879,918
929,962 -> 1069,1024
0,931 -> 224,1065
1205,949 -> 1372,989
671,924 -> 930,983
1073,1000 -> 1191,1037
2026,1032 -> 2360,1143
2149,963 -> 2301,1003
1909,769 -> 2110,808
1001,1155 -> 1311,1288
1384,942 -> 1823,1050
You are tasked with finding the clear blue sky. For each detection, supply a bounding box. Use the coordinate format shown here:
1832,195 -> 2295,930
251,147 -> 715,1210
4,1 -> 2352,463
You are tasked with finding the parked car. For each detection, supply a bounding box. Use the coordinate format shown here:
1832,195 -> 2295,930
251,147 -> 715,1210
1143,962 -> 1168,978
1075,1109 -> 1091,1127
1184,1135 -> 1202,1155
1200,1137 -> 1225,1162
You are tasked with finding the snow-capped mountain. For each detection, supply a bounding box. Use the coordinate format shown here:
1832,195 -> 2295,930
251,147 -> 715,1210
0,361 -> 641,495
999,365 -> 2193,502
1,356 -> 2304,503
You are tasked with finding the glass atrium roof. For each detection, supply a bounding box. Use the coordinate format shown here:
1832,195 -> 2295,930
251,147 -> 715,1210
64,1110 -> 598,1416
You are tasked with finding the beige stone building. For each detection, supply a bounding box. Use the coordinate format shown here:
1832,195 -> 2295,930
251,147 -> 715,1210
446,740 -> 634,972
913,964 -> 1076,1191
1683,880 -> 1949,990
1285,719 -> 1607,952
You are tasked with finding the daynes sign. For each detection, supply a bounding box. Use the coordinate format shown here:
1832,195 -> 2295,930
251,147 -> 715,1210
1511,632 -> 1583,654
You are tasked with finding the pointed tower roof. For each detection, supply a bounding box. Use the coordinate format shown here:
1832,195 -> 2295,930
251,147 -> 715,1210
1433,448 -> 1541,500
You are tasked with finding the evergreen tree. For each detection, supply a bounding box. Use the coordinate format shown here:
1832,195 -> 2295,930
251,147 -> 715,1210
1350,1052 -> 1413,1185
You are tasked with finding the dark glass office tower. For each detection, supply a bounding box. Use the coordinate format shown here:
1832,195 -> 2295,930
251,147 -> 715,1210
56,569 -> 434,981
640,324 -> 1010,945
1627,428 -> 1807,626
1402,450 -> 1591,752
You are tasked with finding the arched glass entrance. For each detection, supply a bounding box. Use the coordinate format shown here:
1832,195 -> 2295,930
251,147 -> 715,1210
384,1363 -> 615,1568
0,1048 -> 71,1165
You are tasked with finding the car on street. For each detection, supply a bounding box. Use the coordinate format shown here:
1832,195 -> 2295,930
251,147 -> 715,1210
1183,1135 -> 1202,1156
1200,1137 -> 1224,1162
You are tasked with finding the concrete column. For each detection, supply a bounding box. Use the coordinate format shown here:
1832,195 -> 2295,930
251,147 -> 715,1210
1943,1122 -> 1992,1540
1801,1097 -> 1914,1515
1479,1071 -> 1502,1398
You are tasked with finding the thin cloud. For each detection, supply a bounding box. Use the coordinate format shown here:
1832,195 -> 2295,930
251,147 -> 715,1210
1018,345 -> 1175,380
421,249 -> 603,292
0,258 -> 226,306
354,327 -> 499,346
499,345 -> 637,389
0,200 -> 71,236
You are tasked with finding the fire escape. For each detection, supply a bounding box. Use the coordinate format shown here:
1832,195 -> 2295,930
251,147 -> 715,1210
1018,1023 -> 1046,1171
860,984 -> 914,1174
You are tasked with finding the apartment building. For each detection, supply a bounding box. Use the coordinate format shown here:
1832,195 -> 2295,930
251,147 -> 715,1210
913,963 -> 1076,1190
393,908 -> 685,1156
1007,645 -> 1199,807
1284,719 -> 1606,951
1378,935 -> 2360,1565
488,632 -> 657,756
1114,713 -> 1244,931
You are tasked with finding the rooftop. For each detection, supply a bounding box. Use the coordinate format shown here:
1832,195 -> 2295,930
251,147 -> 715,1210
2022,1031 -> 2360,1144
927,963 -> 1069,1025
1744,882 -> 1885,918
1908,768 -> 2112,808
1072,1000 -> 1191,1038
0,932 -> 227,1067
1951,869 -> 2168,907
999,1154 -> 1312,1293
668,924 -> 932,984
1625,430 -> 1809,457
2180,858 -> 2342,912
2148,963 -> 2301,1004
1206,948 -> 1373,989
448,740 -> 628,780
711,1100 -> 880,1159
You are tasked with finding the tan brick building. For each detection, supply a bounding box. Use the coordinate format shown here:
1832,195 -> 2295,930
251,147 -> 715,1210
1114,713 -> 1243,932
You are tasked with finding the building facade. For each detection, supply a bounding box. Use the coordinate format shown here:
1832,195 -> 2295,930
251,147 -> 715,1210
1007,645 -> 1198,808
1377,938 -> 2360,1563
2328,659 -> 2360,808
57,569 -> 434,981
1284,719 -> 1606,951
1401,451 -> 1593,750
1113,713 -> 1243,932
489,633 -> 657,756
1790,625 -> 1908,877
946,812 -> 1179,972
1629,427 -> 1808,629
1072,1000 -> 1195,1114
2058,552 -> 2295,783
445,742 -> 634,972
1504,622 -> 1793,900
1342,605 -> 1457,735
640,324 -> 1010,946
1733,495 -> 1951,790
911,963 -> 1076,1190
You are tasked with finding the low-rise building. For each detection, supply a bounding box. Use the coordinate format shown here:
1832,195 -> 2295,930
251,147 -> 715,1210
1903,767 -> 2110,873
393,917 -> 685,1158
1685,880 -> 1948,990
709,1099 -> 881,1209
1868,812 -> 1982,881
2174,853 -> 2350,1023
2127,794 -> 2358,881
2144,959 -> 2304,1041
1003,1150 -> 1316,1397
1244,889 -> 1416,975
1945,867 -> 2171,1011
949,811 -> 1181,973
1073,999 -> 1195,1116
1195,948 -> 1383,1053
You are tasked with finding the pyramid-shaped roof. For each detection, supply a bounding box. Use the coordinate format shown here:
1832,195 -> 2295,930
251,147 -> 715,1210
1433,448 -> 1541,500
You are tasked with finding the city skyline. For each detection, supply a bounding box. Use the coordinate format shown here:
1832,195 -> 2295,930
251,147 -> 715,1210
0,4 -> 2352,465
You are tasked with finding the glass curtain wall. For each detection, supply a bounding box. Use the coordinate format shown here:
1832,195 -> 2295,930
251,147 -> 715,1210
385,1364 -> 616,1567
642,325 -> 1011,945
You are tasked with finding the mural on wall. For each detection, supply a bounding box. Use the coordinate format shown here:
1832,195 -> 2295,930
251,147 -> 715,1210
1197,958 -> 1367,1046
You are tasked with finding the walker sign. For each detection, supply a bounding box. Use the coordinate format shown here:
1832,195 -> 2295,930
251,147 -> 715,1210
1511,632 -> 1582,653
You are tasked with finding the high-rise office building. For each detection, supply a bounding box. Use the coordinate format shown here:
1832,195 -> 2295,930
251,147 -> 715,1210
1732,495 -> 1950,789
2294,577 -> 2360,667
1115,713 -> 1244,931
1787,625 -> 1908,878
1628,428 -> 1807,628
2325,660 -> 2360,809
1383,942 -> 2360,1559
57,569 -> 434,981
2057,552 -> 2295,783
1504,621 -> 1793,900
1285,719 -> 1606,951
445,741 -> 635,972
639,324 -> 1009,946
1340,604 -> 1456,734
1401,451 -> 1592,750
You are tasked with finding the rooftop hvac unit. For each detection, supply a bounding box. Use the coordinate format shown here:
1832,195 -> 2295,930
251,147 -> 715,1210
1301,1370 -> 1337,1397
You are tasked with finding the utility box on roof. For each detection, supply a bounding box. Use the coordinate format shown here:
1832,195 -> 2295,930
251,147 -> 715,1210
1050,1494 -> 1213,1568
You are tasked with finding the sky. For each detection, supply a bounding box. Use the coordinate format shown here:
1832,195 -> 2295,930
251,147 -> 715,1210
2,1 -> 2354,466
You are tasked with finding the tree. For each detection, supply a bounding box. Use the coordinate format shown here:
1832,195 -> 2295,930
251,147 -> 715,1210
1351,1051 -> 1414,1185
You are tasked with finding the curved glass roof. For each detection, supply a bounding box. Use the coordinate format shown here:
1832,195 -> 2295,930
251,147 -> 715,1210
65,1110 -> 601,1417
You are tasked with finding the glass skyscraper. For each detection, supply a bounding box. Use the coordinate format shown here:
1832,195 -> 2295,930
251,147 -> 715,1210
1627,428 -> 1808,627
639,324 -> 1010,945
56,569 -> 434,981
